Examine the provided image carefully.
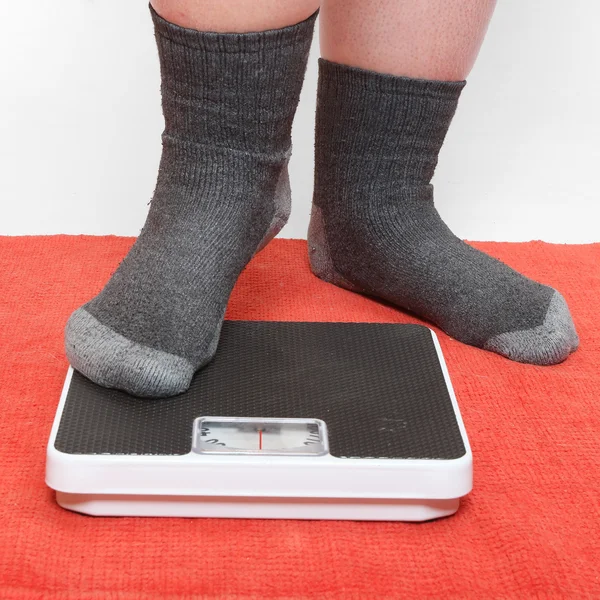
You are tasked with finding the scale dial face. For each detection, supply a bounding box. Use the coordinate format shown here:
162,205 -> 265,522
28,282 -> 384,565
193,417 -> 328,456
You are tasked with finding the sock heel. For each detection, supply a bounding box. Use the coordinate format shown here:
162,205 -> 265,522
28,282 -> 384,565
307,203 -> 364,293
255,163 -> 292,254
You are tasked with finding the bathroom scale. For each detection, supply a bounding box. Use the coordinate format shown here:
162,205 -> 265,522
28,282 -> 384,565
46,321 -> 472,521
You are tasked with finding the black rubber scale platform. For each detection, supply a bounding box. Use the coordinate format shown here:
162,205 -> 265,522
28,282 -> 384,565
55,322 -> 465,460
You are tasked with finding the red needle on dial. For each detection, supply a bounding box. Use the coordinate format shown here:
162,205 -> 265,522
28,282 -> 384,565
259,429 -> 263,450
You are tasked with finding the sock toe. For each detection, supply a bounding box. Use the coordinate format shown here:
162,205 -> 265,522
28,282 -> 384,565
65,308 -> 196,397
483,291 -> 579,365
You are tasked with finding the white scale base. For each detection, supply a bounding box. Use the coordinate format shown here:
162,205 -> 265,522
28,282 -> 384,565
46,327 -> 472,522
56,492 -> 460,521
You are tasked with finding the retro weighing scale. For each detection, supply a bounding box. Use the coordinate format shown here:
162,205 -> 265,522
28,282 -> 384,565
46,321 -> 472,521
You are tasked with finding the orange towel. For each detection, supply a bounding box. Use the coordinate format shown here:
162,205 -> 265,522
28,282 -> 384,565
0,236 -> 598,599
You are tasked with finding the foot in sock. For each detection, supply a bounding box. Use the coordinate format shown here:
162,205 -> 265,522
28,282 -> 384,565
309,59 -> 579,365
64,8 -> 317,397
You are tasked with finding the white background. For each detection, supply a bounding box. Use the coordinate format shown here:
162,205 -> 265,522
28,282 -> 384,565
1,1 -> 599,242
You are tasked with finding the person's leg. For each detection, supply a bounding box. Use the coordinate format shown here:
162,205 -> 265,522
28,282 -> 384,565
65,1 -> 319,397
151,0 -> 318,33
310,0 -> 579,364
319,0 -> 495,81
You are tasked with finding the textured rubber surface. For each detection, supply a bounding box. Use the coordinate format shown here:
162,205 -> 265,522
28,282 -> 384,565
55,322 -> 465,459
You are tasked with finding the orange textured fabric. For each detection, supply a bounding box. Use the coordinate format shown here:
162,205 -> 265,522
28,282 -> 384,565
0,236 -> 599,599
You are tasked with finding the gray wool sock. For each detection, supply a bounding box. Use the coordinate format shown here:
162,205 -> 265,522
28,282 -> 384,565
309,59 -> 579,365
65,7 -> 317,397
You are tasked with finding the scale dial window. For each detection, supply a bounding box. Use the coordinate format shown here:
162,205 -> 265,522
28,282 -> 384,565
193,417 -> 328,456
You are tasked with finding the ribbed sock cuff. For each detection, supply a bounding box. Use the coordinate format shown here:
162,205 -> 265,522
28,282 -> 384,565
318,58 -> 466,99
151,4 -> 317,154
150,4 -> 318,54
315,59 -> 466,184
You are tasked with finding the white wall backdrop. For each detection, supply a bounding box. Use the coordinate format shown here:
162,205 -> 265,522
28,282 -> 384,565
1,1 -> 599,242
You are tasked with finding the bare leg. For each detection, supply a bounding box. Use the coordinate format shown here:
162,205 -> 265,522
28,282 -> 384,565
151,0 -> 320,33
320,0 -> 496,80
